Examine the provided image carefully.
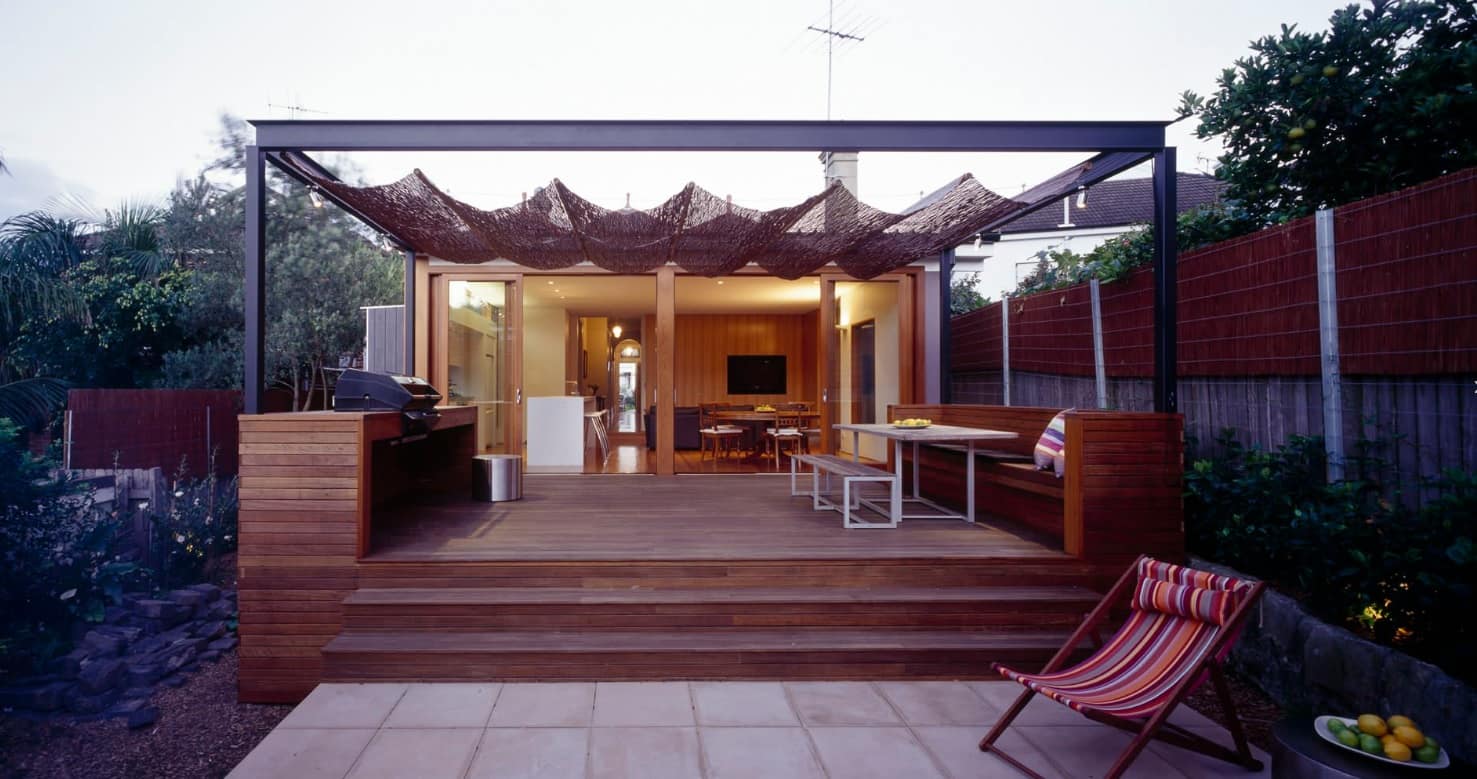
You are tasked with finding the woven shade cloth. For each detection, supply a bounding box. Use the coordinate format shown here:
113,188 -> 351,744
277,153 -> 1032,279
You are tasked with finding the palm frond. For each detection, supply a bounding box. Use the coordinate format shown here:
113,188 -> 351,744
0,378 -> 69,431
0,211 -> 87,273
100,201 -> 169,277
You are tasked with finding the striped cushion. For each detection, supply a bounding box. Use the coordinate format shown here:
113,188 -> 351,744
1137,558 -> 1246,592
1032,410 -> 1071,476
1132,578 -> 1239,626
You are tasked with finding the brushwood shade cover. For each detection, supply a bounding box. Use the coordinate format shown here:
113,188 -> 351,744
279,153 -> 1032,279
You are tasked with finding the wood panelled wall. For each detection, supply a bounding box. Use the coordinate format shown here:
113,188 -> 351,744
673,314 -> 818,407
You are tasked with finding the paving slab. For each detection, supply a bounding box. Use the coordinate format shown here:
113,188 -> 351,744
383,683 -> 499,728
700,727 -> 824,779
490,683 -> 595,727
344,728 -> 480,779
278,684 -> 407,730
692,681 -> 799,726
468,728 -> 589,779
227,727 -> 375,779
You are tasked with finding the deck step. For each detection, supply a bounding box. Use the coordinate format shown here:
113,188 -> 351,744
341,585 -> 1100,631
321,628 -> 1073,682
354,558 -> 1105,590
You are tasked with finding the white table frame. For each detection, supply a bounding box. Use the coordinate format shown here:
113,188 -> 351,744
832,423 -> 1018,524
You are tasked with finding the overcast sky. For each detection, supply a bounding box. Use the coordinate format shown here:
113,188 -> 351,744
1,0 -> 1350,221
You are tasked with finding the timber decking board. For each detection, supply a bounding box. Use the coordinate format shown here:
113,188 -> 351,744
367,475 -> 1065,561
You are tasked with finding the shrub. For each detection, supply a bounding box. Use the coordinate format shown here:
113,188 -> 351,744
1185,432 -> 1477,673
149,467 -> 238,589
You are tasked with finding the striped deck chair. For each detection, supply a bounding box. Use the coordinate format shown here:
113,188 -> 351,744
980,555 -> 1266,779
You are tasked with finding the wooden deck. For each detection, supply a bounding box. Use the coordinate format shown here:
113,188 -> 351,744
368,474 -> 1067,562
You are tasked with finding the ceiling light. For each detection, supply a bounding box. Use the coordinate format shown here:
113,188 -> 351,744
610,325 -> 623,339
547,280 -> 555,285
717,280 -> 725,285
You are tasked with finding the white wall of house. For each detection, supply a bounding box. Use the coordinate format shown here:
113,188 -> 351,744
957,224 -> 1135,300
836,281 -> 899,463
522,298 -> 569,398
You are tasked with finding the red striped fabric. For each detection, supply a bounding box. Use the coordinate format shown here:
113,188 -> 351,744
996,557 -> 1256,719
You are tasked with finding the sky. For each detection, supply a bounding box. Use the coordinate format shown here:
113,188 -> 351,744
1,0 -> 1351,221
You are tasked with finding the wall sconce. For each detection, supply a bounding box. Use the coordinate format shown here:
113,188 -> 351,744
1076,186 -> 1088,209
308,187 -> 325,209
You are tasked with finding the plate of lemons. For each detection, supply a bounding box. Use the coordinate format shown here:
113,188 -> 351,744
1316,713 -> 1448,768
892,418 -> 933,429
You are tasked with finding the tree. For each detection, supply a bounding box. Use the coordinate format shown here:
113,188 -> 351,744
1180,0 -> 1477,223
949,272 -> 989,315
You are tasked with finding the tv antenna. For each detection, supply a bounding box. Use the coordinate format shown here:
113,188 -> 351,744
267,100 -> 329,120
807,1 -> 868,120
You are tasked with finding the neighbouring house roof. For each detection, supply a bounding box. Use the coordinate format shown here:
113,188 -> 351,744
994,172 -> 1226,234
274,149 -> 1150,279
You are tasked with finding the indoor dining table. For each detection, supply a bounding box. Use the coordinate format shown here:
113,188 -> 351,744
832,422 -> 1018,524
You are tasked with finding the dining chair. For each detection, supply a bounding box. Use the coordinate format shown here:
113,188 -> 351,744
765,411 -> 806,470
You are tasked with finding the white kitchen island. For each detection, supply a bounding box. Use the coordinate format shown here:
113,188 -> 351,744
525,395 -> 597,473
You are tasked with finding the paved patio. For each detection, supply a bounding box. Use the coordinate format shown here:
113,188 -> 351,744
228,681 -> 1271,779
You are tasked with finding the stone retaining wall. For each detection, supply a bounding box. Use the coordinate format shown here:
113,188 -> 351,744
1191,557 -> 1476,764
0,584 -> 238,728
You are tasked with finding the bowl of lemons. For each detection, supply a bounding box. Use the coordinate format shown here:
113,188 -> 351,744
755,405 -> 776,412
1316,713 -> 1448,768
892,418 -> 933,429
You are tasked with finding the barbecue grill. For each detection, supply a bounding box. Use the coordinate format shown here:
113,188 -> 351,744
333,369 -> 443,435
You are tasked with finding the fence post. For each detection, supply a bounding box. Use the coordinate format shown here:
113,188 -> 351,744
1315,207 -> 1345,481
1089,278 -> 1108,409
63,410 -> 73,470
1001,296 -> 1011,406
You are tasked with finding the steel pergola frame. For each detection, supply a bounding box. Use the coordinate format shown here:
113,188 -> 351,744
244,119 -> 1178,414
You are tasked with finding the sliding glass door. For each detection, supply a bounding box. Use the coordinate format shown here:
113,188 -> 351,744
436,277 -> 521,454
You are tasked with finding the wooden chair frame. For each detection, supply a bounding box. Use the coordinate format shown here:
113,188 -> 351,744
979,554 -> 1266,779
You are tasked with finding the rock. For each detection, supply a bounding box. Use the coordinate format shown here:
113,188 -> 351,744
194,620 -> 228,641
0,681 -> 71,711
161,675 -> 186,689
98,624 -> 144,645
82,630 -> 125,658
199,650 -> 220,663
124,662 -> 165,687
167,589 -> 207,617
107,697 -> 148,717
164,647 -> 197,674
64,687 -> 119,714
103,605 -> 129,625
207,637 -> 238,652
205,600 -> 235,620
50,649 -> 90,679
135,600 -> 189,627
77,658 -> 125,695
127,705 -> 158,729
186,583 -> 222,603
122,686 -> 153,700
129,633 -> 168,657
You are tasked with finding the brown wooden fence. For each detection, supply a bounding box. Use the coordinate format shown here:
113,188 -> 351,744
953,167 -> 1477,378
951,167 -> 1477,495
65,389 -> 243,477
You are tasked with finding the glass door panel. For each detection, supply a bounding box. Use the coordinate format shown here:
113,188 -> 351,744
447,280 -> 516,453
830,280 -> 900,463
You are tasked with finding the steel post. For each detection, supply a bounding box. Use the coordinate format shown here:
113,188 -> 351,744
1151,148 -> 1178,413
938,249 -> 954,404
244,146 -> 266,414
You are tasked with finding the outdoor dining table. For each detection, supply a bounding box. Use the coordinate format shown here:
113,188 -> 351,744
832,422 -> 1018,525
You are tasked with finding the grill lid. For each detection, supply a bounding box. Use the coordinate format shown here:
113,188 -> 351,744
334,369 -> 442,412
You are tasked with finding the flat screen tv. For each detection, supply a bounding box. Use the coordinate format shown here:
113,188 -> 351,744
727,355 -> 787,395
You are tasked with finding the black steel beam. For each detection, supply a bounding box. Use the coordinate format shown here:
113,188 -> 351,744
249,119 -> 1168,153
244,146 -> 266,414
403,250 -> 416,375
938,249 -> 954,404
264,152 -> 412,250
1151,148 -> 1178,413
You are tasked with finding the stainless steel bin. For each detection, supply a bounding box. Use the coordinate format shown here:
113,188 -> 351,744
473,454 -> 522,502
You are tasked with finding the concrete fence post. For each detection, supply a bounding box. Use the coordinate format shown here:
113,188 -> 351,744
1090,278 -> 1108,409
1315,207 -> 1345,482
1001,296 -> 1011,406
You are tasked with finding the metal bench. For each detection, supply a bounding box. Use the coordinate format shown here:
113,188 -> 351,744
790,453 -> 900,529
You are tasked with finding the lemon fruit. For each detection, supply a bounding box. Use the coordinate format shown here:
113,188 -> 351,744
1386,715 -> 1416,730
1393,725 -> 1424,749
1336,729 -> 1361,748
1358,733 -> 1383,754
1415,743 -> 1441,763
1357,714 -> 1388,737
1383,740 -> 1412,762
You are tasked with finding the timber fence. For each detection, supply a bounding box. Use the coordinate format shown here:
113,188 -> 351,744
64,389 -> 243,478
951,167 -> 1477,503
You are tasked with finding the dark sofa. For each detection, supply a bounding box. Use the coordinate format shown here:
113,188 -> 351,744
645,406 -> 702,450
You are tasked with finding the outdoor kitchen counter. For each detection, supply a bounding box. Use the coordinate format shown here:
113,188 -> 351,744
236,405 -> 477,703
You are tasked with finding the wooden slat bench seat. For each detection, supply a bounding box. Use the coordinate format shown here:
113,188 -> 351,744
889,404 -> 1184,565
791,453 -> 900,529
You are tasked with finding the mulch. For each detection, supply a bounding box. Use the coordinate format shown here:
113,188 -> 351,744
0,653 -> 289,779
1184,669 -> 1283,753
